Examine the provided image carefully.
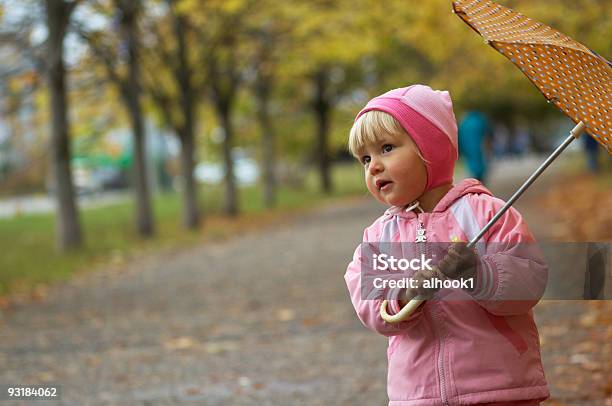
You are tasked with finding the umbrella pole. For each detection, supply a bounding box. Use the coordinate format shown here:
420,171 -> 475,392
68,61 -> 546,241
380,121 -> 586,323
466,120 -> 586,247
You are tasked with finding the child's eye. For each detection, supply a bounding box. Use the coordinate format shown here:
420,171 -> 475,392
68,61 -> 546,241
382,144 -> 394,153
361,156 -> 371,165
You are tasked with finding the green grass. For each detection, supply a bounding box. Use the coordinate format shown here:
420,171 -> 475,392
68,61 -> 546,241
0,163 -> 366,296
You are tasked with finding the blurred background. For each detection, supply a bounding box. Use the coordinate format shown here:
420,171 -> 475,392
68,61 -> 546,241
0,0 -> 610,404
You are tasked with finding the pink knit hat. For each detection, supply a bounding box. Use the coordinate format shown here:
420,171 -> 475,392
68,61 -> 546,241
355,85 -> 458,192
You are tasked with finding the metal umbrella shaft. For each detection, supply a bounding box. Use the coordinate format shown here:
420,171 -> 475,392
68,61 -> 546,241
380,121 -> 586,323
467,121 -> 586,248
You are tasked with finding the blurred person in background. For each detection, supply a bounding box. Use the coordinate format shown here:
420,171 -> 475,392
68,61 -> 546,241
582,131 -> 600,173
512,124 -> 532,156
458,110 -> 493,184
492,123 -> 511,158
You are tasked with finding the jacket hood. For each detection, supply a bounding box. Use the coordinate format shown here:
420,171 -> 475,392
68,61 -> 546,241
383,178 -> 493,218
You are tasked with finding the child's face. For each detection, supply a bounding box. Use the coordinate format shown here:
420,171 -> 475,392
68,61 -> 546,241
358,132 -> 427,207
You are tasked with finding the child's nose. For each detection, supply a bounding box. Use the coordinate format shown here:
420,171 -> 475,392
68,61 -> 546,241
368,157 -> 384,175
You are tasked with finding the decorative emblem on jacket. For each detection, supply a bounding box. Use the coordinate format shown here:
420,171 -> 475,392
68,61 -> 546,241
415,222 -> 427,243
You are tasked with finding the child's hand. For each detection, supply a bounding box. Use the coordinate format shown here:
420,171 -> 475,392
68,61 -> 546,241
398,243 -> 478,307
437,242 -> 478,281
398,266 -> 445,305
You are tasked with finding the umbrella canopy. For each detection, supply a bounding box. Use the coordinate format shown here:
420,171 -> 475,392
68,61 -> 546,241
452,0 -> 611,154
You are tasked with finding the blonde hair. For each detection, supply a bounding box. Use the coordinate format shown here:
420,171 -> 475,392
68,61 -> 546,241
348,110 -> 426,162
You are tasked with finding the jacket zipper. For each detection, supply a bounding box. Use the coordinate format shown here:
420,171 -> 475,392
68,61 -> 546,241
417,212 -> 449,406
437,316 -> 449,406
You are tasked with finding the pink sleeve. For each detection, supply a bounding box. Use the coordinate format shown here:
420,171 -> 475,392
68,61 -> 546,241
467,195 -> 548,316
344,226 -> 424,336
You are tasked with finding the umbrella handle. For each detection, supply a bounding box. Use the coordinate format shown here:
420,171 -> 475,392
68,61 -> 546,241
380,297 -> 425,323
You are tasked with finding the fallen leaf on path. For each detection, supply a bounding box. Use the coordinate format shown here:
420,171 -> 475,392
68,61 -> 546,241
163,336 -> 196,350
543,398 -> 567,406
184,387 -> 203,396
301,317 -> 319,326
204,340 -> 239,354
276,308 -> 295,321
36,371 -> 56,382
30,286 -> 47,301
579,312 -> 597,327
569,353 -> 590,364
0,296 -> 10,311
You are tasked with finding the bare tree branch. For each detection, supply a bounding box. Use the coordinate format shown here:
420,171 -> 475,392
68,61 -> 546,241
72,21 -> 127,96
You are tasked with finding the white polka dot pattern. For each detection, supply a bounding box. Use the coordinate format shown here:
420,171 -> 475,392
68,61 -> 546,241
453,0 -> 611,154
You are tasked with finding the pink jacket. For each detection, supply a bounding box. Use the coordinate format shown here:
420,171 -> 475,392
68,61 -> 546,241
344,179 -> 549,405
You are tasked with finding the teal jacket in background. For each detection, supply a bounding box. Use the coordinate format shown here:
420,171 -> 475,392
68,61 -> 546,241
458,111 -> 492,182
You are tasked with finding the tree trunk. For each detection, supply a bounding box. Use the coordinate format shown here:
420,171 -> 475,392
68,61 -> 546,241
120,0 -> 154,237
313,69 -> 332,194
205,33 -> 239,217
173,7 -> 200,229
45,0 -> 82,251
218,107 -> 238,216
255,75 -> 276,208
126,94 -> 153,237
179,130 -> 199,228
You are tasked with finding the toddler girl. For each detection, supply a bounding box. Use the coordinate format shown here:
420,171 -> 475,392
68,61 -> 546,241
344,85 -> 549,405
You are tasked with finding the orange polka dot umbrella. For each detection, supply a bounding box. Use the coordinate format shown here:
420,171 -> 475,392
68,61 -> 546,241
452,0 -> 611,153
380,0 -> 611,324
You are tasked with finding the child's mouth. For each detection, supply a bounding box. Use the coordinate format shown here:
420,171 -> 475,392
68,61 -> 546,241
379,181 -> 393,192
